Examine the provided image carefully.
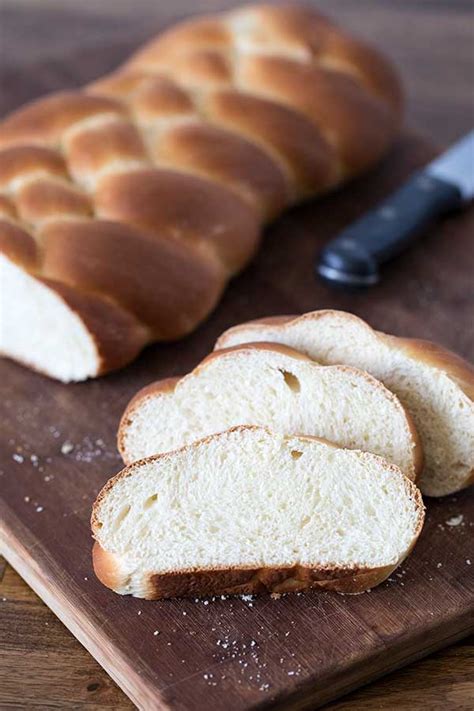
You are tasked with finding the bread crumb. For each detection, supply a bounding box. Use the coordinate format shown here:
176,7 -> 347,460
137,610 -> 142,615
436,562 -> 443,568
153,630 -> 160,636
270,592 -> 282,600
12,453 -> 24,463
466,559 -> 471,565
61,441 -> 74,455
446,515 -> 463,527
24,496 -> 30,502
36,505 -> 44,513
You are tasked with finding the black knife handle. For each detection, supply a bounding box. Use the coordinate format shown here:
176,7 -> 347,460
317,173 -> 463,287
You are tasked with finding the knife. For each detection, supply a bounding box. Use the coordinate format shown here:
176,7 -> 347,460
316,130 -> 474,287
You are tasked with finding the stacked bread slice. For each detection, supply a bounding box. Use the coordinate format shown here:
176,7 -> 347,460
118,342 -> 421,480
92,427 -> 424,599
216,310 -> 474,498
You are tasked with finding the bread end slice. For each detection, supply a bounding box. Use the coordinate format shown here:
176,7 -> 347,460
0,254 -> 149,381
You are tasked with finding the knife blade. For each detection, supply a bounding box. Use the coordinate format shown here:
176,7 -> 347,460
317,130 -> 474,287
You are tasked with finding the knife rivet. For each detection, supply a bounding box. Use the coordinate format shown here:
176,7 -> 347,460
378,206 -> 397,220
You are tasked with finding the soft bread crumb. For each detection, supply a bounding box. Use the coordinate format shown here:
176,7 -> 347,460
0,255 -> 99,381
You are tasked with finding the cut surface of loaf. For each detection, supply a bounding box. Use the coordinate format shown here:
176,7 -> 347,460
0,4 -> 403,381
119,343 -> 421,482
92,427 -> 424,599
216,311 -> 474,497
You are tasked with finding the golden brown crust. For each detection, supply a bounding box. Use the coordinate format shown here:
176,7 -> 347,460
92,540 -> 399,599
41,219 -> 227,340
92,541 -> 130,593
0,6 -> 403,380
93,426 -> 425,599
117,342 -> 422,480
0,221 -> 39,268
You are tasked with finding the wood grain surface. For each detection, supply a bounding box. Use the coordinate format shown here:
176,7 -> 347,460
1,1 -> 474,709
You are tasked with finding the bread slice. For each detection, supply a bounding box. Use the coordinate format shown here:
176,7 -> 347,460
118,343 -> 421,481
92,427 -> 424,599
216,310 -> 474,497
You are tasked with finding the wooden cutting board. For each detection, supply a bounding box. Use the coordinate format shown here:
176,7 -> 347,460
1,130 -> 473,710
1,5 -> 474,707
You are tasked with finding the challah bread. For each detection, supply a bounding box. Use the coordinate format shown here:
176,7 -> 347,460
92,427 -> 424,599
216,310 -> 474,497
0,4 -> 403,381
119,343 -> 421,482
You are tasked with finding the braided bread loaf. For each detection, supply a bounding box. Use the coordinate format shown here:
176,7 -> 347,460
0,4 -> 403,381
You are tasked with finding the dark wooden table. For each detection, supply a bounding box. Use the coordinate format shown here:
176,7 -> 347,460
1,1 -> 473,709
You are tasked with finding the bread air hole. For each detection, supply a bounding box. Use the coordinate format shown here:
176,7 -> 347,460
280,369 -> 301,393
114,504 -> 130,529
291,450 -> 303,460
143,493 -> 159,510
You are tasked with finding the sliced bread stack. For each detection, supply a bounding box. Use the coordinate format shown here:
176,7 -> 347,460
92,310 -> 472,599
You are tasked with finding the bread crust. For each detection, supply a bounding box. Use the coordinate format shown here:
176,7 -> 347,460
215,310 -> 474,495
93,426 -> 425,599
92,540 -> 400,599
117,341 -> 422,479
0,6 -> 403,381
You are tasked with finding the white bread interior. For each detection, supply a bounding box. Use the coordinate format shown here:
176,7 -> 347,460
92,427 -> 424,599
216,310 -> 474,497
0,254 -> 100,381
119,343 -> 421,481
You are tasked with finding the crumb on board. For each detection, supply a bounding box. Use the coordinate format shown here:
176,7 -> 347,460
446,515 -> 464,527
61,441 -> 74,455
